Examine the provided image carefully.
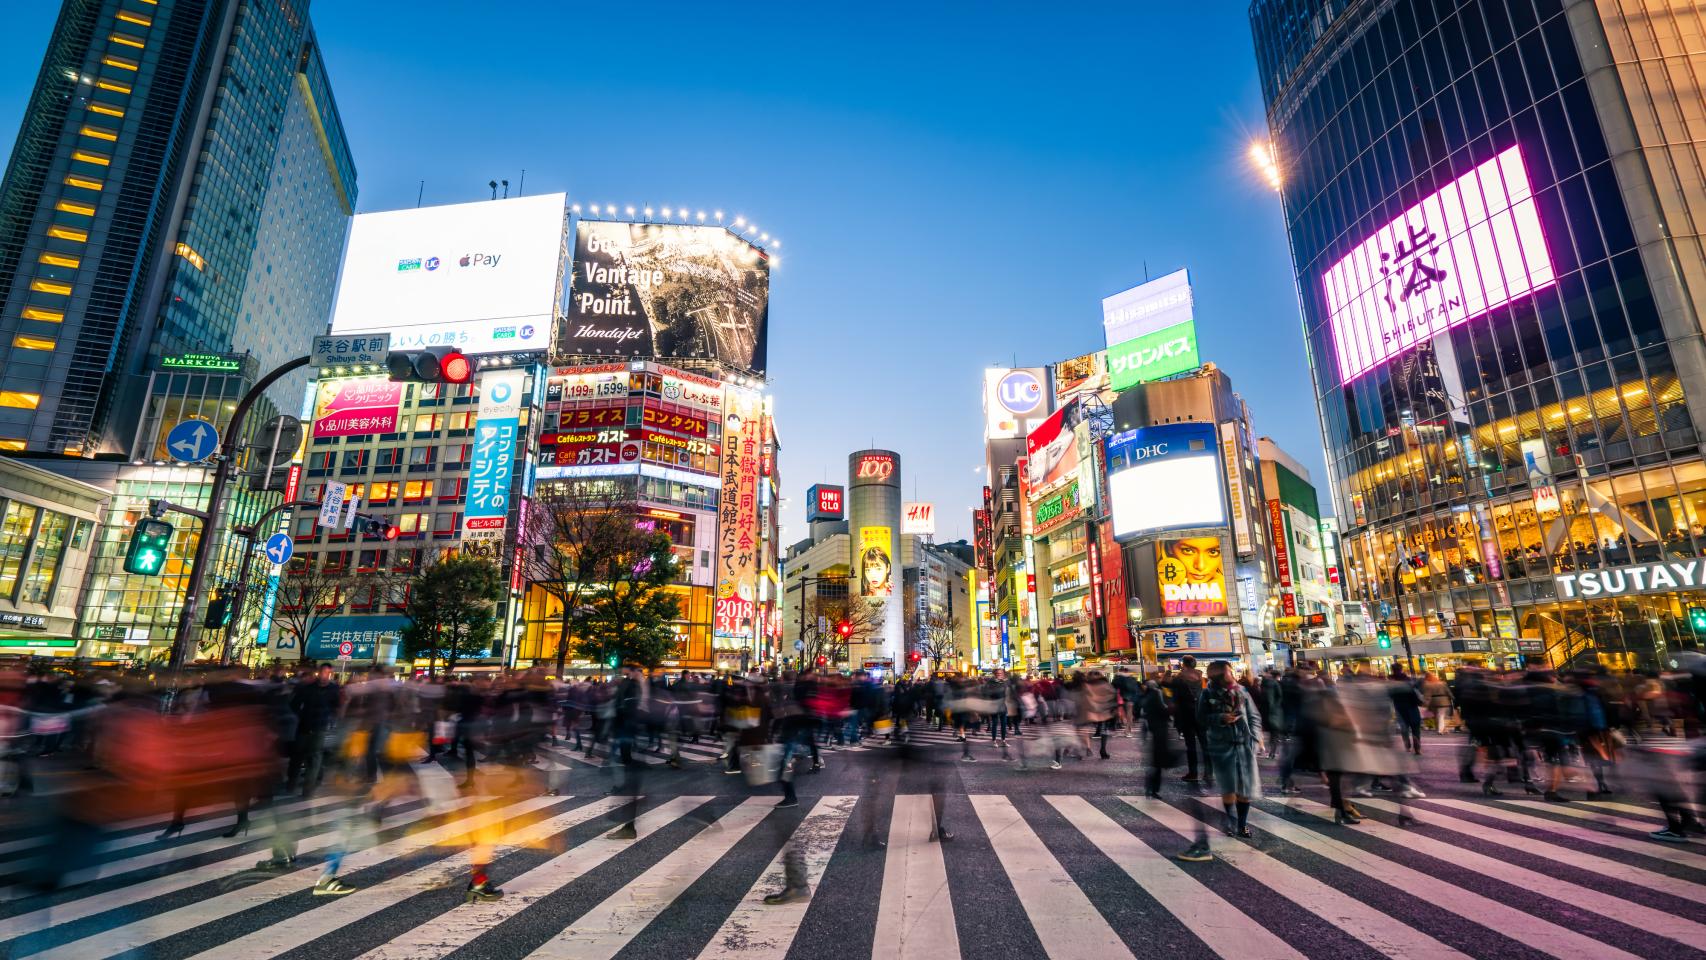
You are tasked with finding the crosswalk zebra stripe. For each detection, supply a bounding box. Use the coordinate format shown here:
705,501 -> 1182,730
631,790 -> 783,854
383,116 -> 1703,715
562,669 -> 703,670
1286,798 -> 1706,950
1581,799 -> 1676,823
97,795 -> 341,856
23,796 -> 562,960
1470,799 -> 1706,871
1505,798 -> 1703,842
32,796 -> 349,892
0,796 -> 480,945
696,795 -> 857,960
1048,795 -> 1305,960
973,796 -> 1135,960
872,794 -> 960,959
180,795 -> 630,960
354,795 -> 715,960
523,796 -> 777,960
1357,797 -> 1706,909
1234,802 -> 1643,960
1124,797 -> 1470,960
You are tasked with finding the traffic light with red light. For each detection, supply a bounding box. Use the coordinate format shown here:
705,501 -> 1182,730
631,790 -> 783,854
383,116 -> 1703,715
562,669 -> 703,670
836,620 -> 853,639
815,655 -> 827,668
387,346 -> 474,384
352,514 -> 399,540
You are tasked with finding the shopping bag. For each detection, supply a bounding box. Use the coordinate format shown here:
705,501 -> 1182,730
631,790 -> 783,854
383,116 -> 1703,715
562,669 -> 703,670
741,743 -> 781,786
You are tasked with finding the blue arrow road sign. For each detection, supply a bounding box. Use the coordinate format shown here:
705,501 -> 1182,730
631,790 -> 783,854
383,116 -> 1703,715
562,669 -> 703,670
166,419 -> 219,463
263,532 -> 293,566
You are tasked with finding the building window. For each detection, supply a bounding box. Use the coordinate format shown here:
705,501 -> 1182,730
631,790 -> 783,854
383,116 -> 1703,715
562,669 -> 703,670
340,449 -> 367,473
20,510 -> 70,604
20,307 -> 64,323
39,252 -> 79,268
0,501 -> 40,600
403,480 -> 433,502
12,335 -> 55,351
0,392 -> 41,410
368,481 -> 397,503
407,445 -> 436,470
398,512 -> 431,536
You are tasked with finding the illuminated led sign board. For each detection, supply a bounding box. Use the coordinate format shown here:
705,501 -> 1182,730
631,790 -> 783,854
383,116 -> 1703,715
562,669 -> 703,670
161,353 -> 242,373
1322,145 -> 1555,385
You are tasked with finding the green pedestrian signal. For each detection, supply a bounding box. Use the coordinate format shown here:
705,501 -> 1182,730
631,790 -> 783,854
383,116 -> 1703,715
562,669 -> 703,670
124,518 -> 173,576
606,654 -> 619,669
1690,606 -> 1706,635
1376,629 -> 1392,649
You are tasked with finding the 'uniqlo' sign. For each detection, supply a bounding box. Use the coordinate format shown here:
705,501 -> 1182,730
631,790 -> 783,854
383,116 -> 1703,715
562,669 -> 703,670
807,483 -> 844,522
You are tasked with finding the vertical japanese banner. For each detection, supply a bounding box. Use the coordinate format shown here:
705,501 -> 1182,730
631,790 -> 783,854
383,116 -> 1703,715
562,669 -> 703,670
1099,521 -> 1130,649
714,384 -> 761,639
463,369 -> 527,543
1220,421 -> 1253,554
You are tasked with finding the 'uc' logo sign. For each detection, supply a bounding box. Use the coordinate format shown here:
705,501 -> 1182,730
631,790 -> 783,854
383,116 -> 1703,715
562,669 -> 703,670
998,370 -> 1042,415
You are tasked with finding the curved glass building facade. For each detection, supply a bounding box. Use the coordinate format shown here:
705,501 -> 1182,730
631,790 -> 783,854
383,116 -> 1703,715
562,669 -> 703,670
1252,0 -> 1706,669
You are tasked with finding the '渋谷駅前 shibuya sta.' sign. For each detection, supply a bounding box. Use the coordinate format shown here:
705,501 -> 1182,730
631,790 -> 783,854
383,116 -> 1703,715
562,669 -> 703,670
1555,559 -> 1706,600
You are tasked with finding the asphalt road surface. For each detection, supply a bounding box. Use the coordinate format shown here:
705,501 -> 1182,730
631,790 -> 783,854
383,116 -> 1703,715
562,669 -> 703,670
2,725 -> 1703,960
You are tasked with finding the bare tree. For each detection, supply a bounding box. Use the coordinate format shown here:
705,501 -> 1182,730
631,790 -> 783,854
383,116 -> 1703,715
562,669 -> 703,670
268,554 -> 379,660
523,480 -> 663,675
910,610 -> 963,669
802,594 -> 884,668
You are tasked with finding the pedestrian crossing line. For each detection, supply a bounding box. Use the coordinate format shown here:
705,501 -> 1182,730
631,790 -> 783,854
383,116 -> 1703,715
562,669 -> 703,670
972,796 -> 1135,960
1285,798 -> 1706,951
33,795 -> 349,892
523,796 -> 778,960
179,795 -> 631,960
1581,799 -> 1676,823
1359,797 -> 1706,906
1050,795 -> 1305,960
0,797 -> 478,945
696,795 -> 857,960
872,794 -> 959,960
1505,798 -> 1702,843
1124,797 -> 1470,960
0,802 -> 272,863
355,795 -> 715,960
1445,798 -> 1706,873
17,795 -> 558,960
1233,802 -> 1643,960
96,795 -> 342,857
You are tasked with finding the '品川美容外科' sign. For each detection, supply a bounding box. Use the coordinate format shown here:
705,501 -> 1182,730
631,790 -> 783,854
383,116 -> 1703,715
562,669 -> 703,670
1555,559 -> 1706,600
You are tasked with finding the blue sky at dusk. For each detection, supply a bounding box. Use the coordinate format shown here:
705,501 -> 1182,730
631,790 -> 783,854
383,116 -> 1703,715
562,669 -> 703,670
0,2 -> 1321,544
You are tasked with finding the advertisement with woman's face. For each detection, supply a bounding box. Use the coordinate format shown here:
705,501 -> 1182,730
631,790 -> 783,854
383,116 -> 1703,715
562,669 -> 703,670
859,526 -> 893,597
1156,536 -> 1228,616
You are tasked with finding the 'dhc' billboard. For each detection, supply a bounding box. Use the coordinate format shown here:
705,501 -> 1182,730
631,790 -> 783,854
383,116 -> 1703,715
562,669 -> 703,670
560,221 -> 770,376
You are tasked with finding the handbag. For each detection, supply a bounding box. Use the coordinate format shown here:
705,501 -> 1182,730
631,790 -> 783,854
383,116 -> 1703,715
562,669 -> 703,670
741,743 -> 782,786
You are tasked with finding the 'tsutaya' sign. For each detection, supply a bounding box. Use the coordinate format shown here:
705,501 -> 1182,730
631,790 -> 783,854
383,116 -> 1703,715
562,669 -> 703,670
1555,560 -> 1706,600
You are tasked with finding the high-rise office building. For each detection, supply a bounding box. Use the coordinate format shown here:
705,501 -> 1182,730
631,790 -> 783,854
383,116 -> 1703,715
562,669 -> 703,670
1252,0 -> 1706,669
0,0 -> 356,662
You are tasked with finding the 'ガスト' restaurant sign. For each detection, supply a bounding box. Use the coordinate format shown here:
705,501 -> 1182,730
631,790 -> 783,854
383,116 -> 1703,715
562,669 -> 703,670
1555,559 -> 1706,600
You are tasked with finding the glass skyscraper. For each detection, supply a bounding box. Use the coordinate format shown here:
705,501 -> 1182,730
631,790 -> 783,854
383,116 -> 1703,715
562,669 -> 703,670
0,0 -> 356,662
1252,0 -> 1706,669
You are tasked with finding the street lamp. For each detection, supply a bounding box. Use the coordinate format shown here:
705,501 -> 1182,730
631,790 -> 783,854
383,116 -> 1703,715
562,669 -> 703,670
1249,139 -> 1282,191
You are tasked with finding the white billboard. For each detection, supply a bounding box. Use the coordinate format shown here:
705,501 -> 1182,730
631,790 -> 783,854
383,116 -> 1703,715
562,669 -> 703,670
983,367 -> 1048,440
328,193 -> 566,356
1102,269 -> 1192,351
903,502 -> 936,536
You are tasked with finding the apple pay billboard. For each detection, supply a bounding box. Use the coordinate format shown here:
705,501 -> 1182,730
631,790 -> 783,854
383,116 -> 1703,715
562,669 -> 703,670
328,193 -> 566,356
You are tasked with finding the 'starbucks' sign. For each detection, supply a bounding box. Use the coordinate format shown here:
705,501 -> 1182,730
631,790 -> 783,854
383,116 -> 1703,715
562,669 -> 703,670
1108,320 -> 1199,390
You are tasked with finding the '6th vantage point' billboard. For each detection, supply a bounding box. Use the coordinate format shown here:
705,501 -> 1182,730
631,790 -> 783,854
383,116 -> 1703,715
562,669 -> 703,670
560,221 -> 770,376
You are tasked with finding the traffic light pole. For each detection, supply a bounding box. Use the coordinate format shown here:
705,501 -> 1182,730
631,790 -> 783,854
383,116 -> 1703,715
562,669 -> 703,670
1390,563 -> 1417,674
219,499 -> 318,665
169,355 -> 310,671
